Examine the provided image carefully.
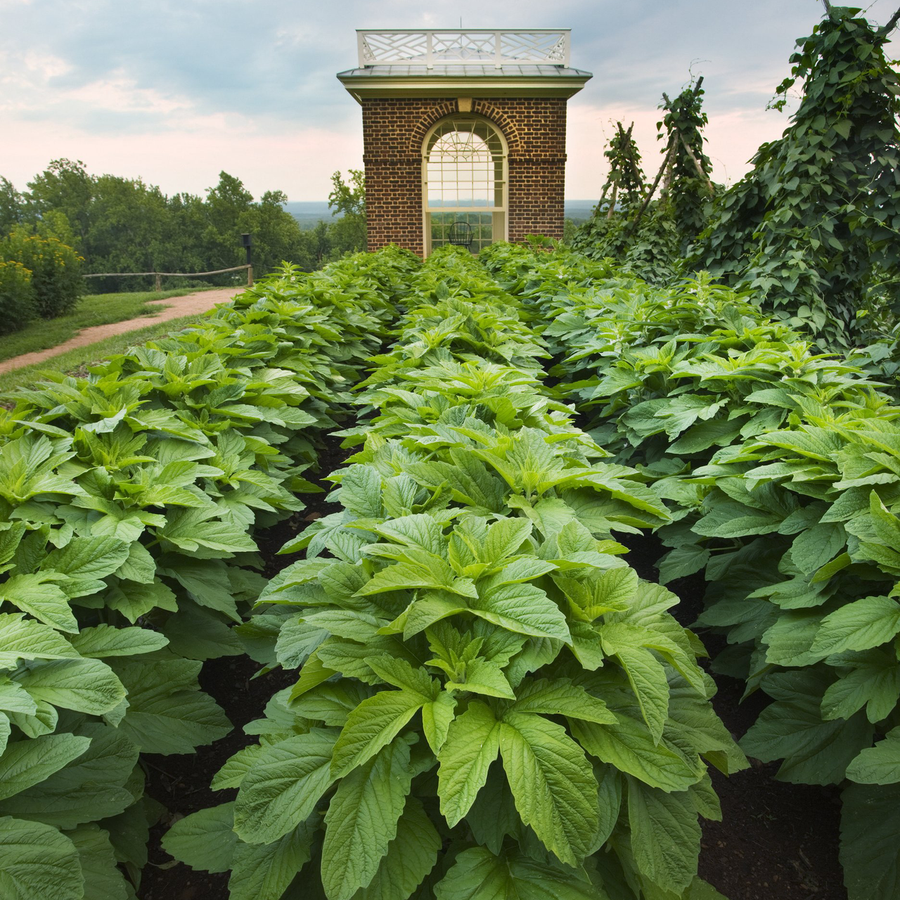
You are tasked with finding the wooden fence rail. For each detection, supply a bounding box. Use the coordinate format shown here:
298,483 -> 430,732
83,265 -> 253,291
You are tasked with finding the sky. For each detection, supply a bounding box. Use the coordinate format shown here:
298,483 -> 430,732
1,0 -> 898,202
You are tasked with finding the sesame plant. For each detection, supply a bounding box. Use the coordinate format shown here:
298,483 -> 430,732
165,248 -> 744,900
0,247 -> 415,899
482,239 -> 900,900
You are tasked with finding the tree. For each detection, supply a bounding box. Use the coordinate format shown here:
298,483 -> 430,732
328,169 -> 366,253
86,175 -> 169,285
0,177 -> 23,237
26,159 -> 93,249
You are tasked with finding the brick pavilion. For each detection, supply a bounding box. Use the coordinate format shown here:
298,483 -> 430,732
337,29 -> 592,256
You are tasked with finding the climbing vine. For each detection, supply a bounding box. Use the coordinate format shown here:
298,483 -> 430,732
694,5 -> 900,347
573,81 -> 715,285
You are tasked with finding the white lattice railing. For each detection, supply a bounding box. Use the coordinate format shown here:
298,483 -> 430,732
356,29 -> 571,69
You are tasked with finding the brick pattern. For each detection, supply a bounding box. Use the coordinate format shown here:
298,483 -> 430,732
360,97 -> 568,255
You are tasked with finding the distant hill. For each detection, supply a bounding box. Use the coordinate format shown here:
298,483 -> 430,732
284,200 -> 598,229
565,200 -> 598,222
284,201 -> 337,229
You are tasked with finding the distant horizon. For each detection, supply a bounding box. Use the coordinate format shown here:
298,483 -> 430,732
283,199 -> 600,207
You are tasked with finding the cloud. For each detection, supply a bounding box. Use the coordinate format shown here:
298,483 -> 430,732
2,0 -> 899,198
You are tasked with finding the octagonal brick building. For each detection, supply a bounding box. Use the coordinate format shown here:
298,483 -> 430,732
337,29 -> 592,256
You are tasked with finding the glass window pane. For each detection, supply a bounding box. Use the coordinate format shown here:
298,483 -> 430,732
424,117 -> 506,253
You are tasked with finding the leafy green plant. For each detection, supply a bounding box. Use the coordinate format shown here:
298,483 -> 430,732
0,247 -> 415,897
573,81 -> 714,286
0,260 -> 35,335
482,239 -> 900,900
165,247 -> 743,900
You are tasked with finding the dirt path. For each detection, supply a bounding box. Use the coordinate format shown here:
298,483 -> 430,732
0,287 -> 241,375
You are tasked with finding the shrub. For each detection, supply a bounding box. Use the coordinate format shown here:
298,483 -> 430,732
0,227 -> 83,319
0,259 -> 35,333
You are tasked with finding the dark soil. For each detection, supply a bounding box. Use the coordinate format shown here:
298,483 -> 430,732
137,462 -> 846,900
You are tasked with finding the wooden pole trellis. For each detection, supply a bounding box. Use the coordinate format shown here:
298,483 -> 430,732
629,137 -> 675,235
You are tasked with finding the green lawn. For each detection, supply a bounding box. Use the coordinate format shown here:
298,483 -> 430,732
0,287 -> 214,363
0,313 -> 207,397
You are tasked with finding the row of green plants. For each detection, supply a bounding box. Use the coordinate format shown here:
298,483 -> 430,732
0,247 -> 416,899
164,247 -> 745,900
482,241 -> 900,900
0,229 -> 84,334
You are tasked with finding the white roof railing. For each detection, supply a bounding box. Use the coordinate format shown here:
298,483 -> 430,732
356,29 -> 571,69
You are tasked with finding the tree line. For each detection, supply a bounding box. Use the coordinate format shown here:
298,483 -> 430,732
0,161 -> 367,292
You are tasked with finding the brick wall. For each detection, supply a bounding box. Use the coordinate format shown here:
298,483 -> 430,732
360,96 -> 568,255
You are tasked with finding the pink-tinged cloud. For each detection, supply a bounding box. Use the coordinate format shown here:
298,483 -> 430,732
565,101 -> 797,199
0,114 -> 363,201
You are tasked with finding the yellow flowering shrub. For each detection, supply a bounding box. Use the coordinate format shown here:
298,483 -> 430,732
0,227 -> 83,321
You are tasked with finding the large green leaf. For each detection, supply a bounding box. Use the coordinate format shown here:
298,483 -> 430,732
498,710 -> 599,866
434,847 -> 607,900
42,537 -> 130,581
103,580 -> 178,623
110,658 -> 230,754
626,777 -> 700,893
447,658 -> 515,700
0,815 -> 83,900
67,625 -> 169,659
0,614 -> 80,667
321,739 -> 413,900
741,675 -> 872,784
600,632 -> 669,743
810,596 -> 900,657
437,701 -> 500,827
373,515 -> 445,556
349,797 -> 440,900
572,714 -> 702,792
17,659 -> 125,715
68,825 -> 128,900
821,653 -> 900,723
159,508 -> 257,555
331,690 -> 425,778
229,819 -> 317,900
162,802 -> 238,874
846,726 -> 900,785
0,733 -> 89,801
159,556 -> 240,620
421,691 -> 457,754
235,731 -> 338,844
0,574 -> 77,633
468,582 -> 570,642
0,724 -> 138,828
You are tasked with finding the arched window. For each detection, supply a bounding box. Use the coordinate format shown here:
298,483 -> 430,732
423,116 -> 507,255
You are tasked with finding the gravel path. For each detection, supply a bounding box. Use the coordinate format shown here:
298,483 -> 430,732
0,287 -> 241,374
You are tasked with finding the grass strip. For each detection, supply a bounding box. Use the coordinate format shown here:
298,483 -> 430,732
0,287 -> 215,362
0,313 -> 206,396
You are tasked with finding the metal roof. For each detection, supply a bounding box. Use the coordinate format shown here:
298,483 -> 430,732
337,64 -> 592,79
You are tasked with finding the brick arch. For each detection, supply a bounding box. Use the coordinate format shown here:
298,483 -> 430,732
408,102 -> 521,157
407,102 -> 460,155
470,101 -> 523,155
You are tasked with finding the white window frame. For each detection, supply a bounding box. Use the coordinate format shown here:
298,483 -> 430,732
422,115 -> 509,256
